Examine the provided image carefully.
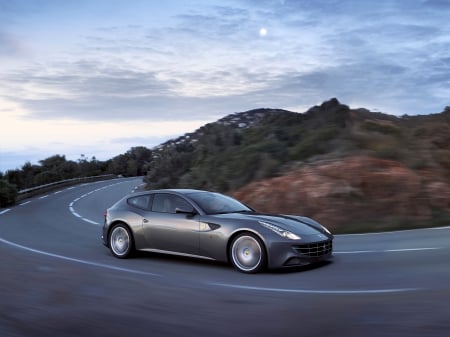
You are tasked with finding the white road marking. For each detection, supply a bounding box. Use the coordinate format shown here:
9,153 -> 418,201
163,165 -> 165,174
68,180 -> 136,225
0,237 -> 161,277
82,218 -> 99,225
338,225 -> 450,236
335,247 -> 442,254
19,201 -> 32,206
0,236 -> 422,295
39,195 -> 49,199
0,209 -> 11,215
211,283 -> 420,294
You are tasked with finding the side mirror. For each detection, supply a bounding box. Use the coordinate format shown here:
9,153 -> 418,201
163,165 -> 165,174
175,206 -> 196,215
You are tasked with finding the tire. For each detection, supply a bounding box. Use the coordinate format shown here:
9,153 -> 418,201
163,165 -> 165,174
230,233 -> 266,273
109,223 -> 134,258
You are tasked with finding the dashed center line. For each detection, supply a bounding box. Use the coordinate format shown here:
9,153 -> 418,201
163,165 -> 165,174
210,283 -> 421,294
335,247 -> 442,254
68,181 -> 133,225
0,179 -> 136,219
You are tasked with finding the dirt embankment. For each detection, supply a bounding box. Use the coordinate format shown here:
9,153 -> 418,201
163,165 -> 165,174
233,156 -> 450,233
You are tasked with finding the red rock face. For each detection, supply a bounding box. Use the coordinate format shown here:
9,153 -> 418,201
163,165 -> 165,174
233,156 -> 450,232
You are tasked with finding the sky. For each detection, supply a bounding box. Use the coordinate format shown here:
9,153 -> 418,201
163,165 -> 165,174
1,0 -> 450,172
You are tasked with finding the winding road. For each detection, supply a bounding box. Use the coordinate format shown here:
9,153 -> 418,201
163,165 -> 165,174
1,177 -> 449,337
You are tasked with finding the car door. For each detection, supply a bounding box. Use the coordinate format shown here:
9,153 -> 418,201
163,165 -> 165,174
142,193 -> 200,255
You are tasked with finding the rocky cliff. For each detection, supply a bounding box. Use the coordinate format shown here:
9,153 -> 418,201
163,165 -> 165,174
234,155 -> 450,233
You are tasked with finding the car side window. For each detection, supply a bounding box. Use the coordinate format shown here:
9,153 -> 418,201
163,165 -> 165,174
152,194 -> 191,214
127,195 -> 152,210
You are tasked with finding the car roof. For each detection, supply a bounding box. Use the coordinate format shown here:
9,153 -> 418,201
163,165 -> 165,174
160,189 -> 207,194
129,189 -> 210,197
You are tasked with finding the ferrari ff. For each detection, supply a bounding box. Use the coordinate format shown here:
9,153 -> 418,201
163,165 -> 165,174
102,189 -> 333,273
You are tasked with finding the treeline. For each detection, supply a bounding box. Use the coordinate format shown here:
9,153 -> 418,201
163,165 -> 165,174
144,106 -> 347,192
144,99 -> 450,193
0,147 -> 153,207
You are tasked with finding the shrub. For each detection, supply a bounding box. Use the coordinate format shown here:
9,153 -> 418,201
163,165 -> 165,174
361,120 -> 401,135
0,179 -> 18,207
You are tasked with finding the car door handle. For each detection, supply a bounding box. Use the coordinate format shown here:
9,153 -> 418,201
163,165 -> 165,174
143,219 -> 149,223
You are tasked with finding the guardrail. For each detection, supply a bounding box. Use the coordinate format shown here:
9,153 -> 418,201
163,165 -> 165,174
17,174 -> 117,201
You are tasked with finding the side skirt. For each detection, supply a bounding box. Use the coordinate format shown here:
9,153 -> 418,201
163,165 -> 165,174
139,248 -> 217,261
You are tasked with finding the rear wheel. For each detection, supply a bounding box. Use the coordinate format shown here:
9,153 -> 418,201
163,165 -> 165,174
230,233 -> 266,273
109,223 -> 134,258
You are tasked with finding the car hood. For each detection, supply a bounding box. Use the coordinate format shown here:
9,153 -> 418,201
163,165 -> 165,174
216,212 -> 330,236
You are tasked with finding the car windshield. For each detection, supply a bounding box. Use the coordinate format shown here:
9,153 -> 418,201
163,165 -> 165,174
188,192 -> 253,215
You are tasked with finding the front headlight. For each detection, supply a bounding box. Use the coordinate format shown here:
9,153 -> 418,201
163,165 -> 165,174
259,221 -> 301,240
321,225 -> 331,235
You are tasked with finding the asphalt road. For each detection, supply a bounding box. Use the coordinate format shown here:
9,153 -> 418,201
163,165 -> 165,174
1,177 -> 449,337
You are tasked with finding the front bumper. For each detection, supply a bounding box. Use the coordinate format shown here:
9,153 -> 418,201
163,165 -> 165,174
267,237 -> 333,269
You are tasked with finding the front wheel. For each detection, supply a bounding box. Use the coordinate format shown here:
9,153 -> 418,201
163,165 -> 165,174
109,223 -> 134,258
230,233 -> 266,273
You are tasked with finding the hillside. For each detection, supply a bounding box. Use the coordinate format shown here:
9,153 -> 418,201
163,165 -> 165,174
144,98 -> 450,233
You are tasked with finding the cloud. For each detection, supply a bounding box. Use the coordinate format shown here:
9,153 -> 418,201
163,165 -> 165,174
1,61 -> 260,121
0,31 -> 24,57
1,0 -> 449,125
176,5 -> 250,39
424,0 -> 450,10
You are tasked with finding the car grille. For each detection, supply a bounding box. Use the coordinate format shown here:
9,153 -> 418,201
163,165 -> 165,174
294,240 -> 332,257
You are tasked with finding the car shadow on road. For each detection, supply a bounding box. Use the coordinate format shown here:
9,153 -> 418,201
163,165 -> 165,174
130,250 -> 334,274
268,260 -> 334,274
134,250 -> 230,269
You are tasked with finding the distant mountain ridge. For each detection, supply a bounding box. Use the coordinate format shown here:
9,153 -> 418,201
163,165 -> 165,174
153,98 -> 450,162
154,108 -> 292,151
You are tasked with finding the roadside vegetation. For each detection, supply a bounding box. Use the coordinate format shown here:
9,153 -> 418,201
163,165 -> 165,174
0,147 -> 152,207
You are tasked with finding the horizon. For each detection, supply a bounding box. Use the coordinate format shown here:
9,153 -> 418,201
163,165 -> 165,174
2,0 -> 450,172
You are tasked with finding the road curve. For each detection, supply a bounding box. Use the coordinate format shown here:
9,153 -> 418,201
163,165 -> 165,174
1,177 -> 449,337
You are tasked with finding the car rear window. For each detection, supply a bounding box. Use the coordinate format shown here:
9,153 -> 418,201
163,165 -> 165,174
127,195 -> 152,210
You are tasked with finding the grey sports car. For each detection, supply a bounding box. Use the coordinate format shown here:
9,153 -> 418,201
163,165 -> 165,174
102,189 -> 333,273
